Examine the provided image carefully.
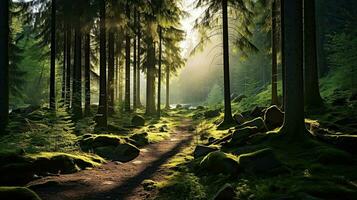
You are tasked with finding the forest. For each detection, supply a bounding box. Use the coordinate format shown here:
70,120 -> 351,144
0,0 -> 356,199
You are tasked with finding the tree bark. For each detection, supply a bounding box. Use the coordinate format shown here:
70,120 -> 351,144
271,0 -> 279,106
65,25 -> 72,107
0,0 -> 9,133
84,33 -> 91,116
136,14 -> 142,107
221,0 -> 234,126
133,11 -> 137,110
97,0 -> 107,128
145,35 -> 156,115
165,63 -> 170,109
280,0 -> 285,109
280,0 -> 307,138
72,25 -> 82,119
124,3 -> 131,112
108,30 -> 115,114
157,27 -> 162,117
304,0 -> 323,108
62,24 -> 67,101
50,0 -> 56,110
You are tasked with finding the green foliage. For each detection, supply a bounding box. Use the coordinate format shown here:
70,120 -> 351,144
205,84 -> 223,105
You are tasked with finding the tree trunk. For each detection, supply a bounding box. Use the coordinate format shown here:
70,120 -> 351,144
96,0 -> 107,128
280,0 -> 285,109
84,33 -> 91,116
65,25 -> 72,107
221,0 -> 234,126
108,30 -> 115,114
124,3 -> 131,112
157,27 -> 162,117
280,0 -> 307,138
315,0 -> 328,76
304,0 -> 323,108
62,24 -> 67,101
0,0 -> 9,133
145,35 -> 156,115
133,11 -> 137,110
165,63 -> 170,109
50,0 -> 56,110
136,14 -> 142,107
271,0 -> 279,106
72,25 -> 82,119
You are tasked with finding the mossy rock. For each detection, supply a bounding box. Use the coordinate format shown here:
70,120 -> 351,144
129,132 -> 149,147
231,127 -> 260,145
131,115 -> 145,126
233,113 -> 245,125
199,151 -> 239,176
80,134 -> 122,150
0,187 -> 41,200
204,109 -> 221,119
193,145 -> 219,159
317,134 -> 357,153
264,106 -> 284,130
314,147 -> 354,165
238,148 -> 283,175
32,155 -> 79,174
238,117 -> 267,132
250,106 -> 266,118
95,143 -> 140,162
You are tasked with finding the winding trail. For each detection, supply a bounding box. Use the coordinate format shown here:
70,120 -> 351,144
28,118 -> 194,200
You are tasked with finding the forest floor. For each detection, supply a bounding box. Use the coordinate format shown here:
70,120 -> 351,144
27,118 -> 195,200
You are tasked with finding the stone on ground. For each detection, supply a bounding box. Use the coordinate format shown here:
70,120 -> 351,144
264,105 -> 284,130
95,143 -> 140,162
238,148 -> 282,174
131,115 -> 145,126
204,109 -> 221,119
129,132 -> 149,147
238,117 -> 267,132
199,151 -> 239,176
233,113 -> 245,125
193,145 -> 218,158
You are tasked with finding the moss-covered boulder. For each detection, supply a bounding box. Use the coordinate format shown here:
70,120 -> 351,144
0,187 -> 41,200
131,115 -> 145,126
233,113 -> 245,125
204,109 -> 221,119
193,145 -> 218,159
250,106 -> 266,118
95,143 -> 140,162
238,117 -> 267,132
199,151 -> 239,176
238,148 -> 282,174
264,106 -> 284,130
231,127 -> 259,145
316,134 -> 357,153
213,184 -> 235,200
315,147 -> 354,165
129,132 -> 149,147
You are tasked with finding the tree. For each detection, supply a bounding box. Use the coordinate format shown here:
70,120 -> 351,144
0,0 -> 9,133
133,10 -> 138,110
96,0 -> 107,128
279,0 -> 307,138
84,33 -> 91,116
124,2 -> 131,112
50,0 -> 56,110
157,26 -> 162,117
271,0 -> 279,106
136,13 -> 142,107
304,0 -> 323,108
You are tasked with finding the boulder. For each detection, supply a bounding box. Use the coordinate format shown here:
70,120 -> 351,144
80,135 -> 122,150
131,115 -> 145,126
238,117 -> 267,132
204,109 -> 221,119
95,143 -> 140,162
193,145 -> 218,158
230,127 -> 260,145
199,151 -> 239,176
176,104 -> 183,109
233,113 -> 245,125
264,106 -> 284,130
250,106 -> 266,118
129,132 -> 149,147
33,155 -> 79,174
213,184 -> 235,200
316,134 -> 357,153
238,148 -> 282,174
0,187 -> 41,200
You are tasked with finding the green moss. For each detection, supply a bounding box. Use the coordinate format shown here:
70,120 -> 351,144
0,187 -> 41,200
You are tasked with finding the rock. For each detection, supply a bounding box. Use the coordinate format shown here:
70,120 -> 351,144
95,143 -> 140,162
233,113 -> 245,125
238,148 -> 282,174
230,127 -> 260,145
238,117 -> 267,132
250,106 -> 266,118
204,109 -> 221,119
199,151 -> 239,176
107,124 -> 129,133
193,145 -> 218,158
129,132 -> 149,147
33,155 -> 79,174
176,104 -> 183,109
232,145 -> 262,156
131,115 -> 145,126
0,187 -> 42,200
264,106 -> 284,130
316,134 -> 357,153
213,184 -> 235,200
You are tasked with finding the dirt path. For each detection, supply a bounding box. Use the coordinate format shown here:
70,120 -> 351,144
28,118 -> 194,200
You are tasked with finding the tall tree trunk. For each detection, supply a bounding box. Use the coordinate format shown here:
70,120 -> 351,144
304,0 -> 323,108
72,25 -> 82,119
65,25 -> 72,107
62,24 -> 67,101
116,35 -> 124,107
315,0 -> 328,76
0,0 -> 9,133
96,0 -> 107,128
108,30 -> 115,114
136,14 -> 142,107
221,0 -> 234,126
124,3 -> 131,112
280,0 -> 285,109
115,46 -> 119,101
84,33 -> 91,116
145,35 -> 156,115
165,63 -> 170,109
50,0 -> 56,110
280,0 -> 307,138
271,0 -> 279,106
133,11 -> 137,110
157,27 -> 162,117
